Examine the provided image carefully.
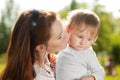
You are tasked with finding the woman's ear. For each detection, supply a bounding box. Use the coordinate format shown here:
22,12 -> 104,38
35,44 -> 46,52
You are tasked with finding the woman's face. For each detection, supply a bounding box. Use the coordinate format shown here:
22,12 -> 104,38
47,19 -> 69,53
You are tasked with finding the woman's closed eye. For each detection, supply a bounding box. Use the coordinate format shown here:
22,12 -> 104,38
58,36 -> 62,39
78,36 -> 83,39
56,31 -> 63,40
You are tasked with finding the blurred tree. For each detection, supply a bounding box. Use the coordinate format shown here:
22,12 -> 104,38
59,0 -> 77,19
92,0 -> 115,53
0,0 -> 19,54
92,0 -> 120,64
112,45 -> 120,64
110,18 -> 120,64
70,0 -> 77,10
58,6 -> 69,19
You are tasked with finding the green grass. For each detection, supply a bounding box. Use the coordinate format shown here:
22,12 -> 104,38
0,64 -> 5,73
104,65 -> 120,80
0,53 -> 5,73
105,75 -> 120,80
0,53 -> 5,64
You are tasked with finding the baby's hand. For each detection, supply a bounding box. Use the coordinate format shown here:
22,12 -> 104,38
49,54 -> 57,63
49,54 -> 57,72
80,75 -> 95,80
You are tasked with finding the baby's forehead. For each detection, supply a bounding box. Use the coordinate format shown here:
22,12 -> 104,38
71,23 -> 97,31
71,25 -> 98,38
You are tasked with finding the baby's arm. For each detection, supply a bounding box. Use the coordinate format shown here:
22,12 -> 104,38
86,50 -> 105,80
56,51 -> 76,80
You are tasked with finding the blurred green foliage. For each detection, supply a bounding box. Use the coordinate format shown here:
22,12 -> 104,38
0,53 -> 5,73
0,0 -> 19,54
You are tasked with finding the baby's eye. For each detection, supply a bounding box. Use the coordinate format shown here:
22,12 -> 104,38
88,39 -> 92,41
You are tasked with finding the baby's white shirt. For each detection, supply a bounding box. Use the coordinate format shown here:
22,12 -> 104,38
56,46 -> 105,80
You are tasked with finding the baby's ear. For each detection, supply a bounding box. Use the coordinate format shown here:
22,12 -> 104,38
65,26 -> 70,33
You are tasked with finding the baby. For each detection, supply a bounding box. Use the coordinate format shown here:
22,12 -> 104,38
56,9 -> 105,80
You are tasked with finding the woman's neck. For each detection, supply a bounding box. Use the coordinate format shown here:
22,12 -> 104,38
35,54 -> 49,69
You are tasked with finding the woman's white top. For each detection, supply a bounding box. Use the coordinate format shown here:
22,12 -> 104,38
56,46 -> 105,80
34,58 -> 55,80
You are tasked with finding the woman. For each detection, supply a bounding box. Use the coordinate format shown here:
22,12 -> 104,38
0,9 -> 68,80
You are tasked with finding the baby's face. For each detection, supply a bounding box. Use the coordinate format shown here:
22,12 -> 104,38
68,25 -> 97,51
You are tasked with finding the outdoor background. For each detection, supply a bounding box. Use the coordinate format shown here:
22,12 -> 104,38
0,0 -> 120,80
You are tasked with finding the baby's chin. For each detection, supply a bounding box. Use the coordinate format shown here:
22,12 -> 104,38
76,48 -> 86,51
75,47 -> 89,51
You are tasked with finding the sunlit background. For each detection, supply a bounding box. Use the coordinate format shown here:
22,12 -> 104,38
0,0 -> 120,17
0,0 -> 120,80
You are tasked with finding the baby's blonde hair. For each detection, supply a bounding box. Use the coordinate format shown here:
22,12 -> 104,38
66,9 -> 100,39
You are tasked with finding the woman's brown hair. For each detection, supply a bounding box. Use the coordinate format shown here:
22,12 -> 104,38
1,9 -> 57,80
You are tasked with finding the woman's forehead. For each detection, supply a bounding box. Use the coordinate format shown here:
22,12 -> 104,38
50,20 -> 63,38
